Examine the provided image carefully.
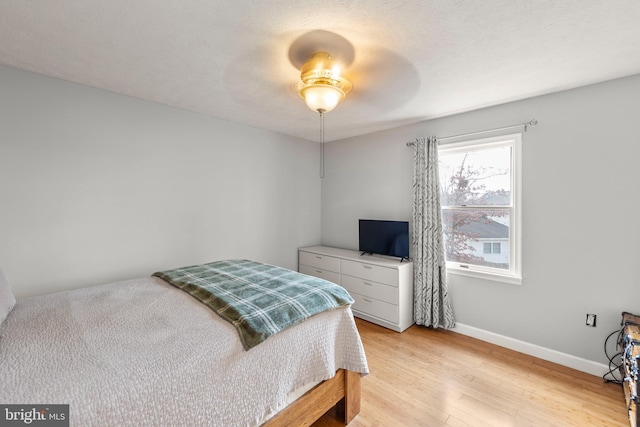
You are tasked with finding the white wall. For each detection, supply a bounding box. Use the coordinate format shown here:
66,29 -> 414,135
0,65 -> 321,297
321,74 -> 640,365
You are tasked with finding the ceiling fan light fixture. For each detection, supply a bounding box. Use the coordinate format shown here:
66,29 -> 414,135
297,52 -> 352,113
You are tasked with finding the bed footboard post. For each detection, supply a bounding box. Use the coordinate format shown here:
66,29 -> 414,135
337,370 -> 361,424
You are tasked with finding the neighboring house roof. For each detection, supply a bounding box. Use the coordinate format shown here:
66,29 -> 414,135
458,219 -> 509,239
475,191 -> 510,205
443,191 -> 510,207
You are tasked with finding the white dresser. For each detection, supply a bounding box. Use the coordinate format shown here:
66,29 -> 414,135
299,245 -> 414,332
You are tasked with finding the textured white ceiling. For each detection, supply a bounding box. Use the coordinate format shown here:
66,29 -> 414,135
1,1 -> 639,142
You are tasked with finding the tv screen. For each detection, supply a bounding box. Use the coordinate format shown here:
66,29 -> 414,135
359,219 -> 409,259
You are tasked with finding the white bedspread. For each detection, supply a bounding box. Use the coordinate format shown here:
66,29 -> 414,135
0,277 -> 369,426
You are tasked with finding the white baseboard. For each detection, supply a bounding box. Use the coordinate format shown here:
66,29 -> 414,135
451,322 -> 609,377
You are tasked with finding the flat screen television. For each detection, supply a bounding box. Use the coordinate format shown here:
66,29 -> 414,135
359,219 -> 410,261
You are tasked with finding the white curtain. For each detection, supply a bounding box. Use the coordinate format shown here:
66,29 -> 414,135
412,137 -> 455,328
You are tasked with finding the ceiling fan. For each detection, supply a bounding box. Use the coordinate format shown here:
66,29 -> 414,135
287,30 -> 420,177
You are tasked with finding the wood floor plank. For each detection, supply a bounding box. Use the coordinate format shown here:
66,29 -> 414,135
312,318 -> 628,427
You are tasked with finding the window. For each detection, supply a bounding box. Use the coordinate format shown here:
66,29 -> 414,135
438,133 -> 522,284
483,242 -> 501,254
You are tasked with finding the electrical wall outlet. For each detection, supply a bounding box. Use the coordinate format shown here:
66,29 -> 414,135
586,313 -> 597,327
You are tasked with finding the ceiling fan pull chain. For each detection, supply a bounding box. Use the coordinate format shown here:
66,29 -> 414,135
319,110 -> 325,179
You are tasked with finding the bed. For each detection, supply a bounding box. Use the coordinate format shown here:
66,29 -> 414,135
0,260 -> 369,426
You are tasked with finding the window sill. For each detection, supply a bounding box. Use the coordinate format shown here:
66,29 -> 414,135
447,267 -> 522,285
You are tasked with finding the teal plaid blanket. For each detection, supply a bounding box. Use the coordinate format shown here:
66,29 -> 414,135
153,259 -> 354,350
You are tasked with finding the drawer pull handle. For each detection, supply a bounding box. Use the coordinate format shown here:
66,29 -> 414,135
363,282 -> 373,286
315,270 -> 323,274
363,265 -> 373,269
363,298 -> 372,303
316,256 -> 322,259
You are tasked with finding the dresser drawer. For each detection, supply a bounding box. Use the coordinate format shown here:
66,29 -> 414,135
341,259 -> 398,286
341,275 -> 398,305
299,251 -> 341,273
299,264 -> 340,285
351,292 -> 398,324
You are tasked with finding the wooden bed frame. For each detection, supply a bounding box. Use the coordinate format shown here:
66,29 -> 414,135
263,369 -> 361,426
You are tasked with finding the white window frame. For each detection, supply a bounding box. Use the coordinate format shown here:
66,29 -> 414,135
439,133 -> 522,285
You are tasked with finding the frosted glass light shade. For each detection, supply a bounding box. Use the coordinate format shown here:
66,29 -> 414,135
299,84 -> 344,113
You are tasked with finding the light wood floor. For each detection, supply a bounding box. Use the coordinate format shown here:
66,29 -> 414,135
313,318 -> 628,427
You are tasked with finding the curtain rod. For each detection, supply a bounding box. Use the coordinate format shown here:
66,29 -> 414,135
406,119 -> 538,147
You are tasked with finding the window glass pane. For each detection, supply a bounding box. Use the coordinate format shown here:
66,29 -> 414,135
442,209 -> 510,270
483,243 -> 491,254
439,145 -> 511,206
